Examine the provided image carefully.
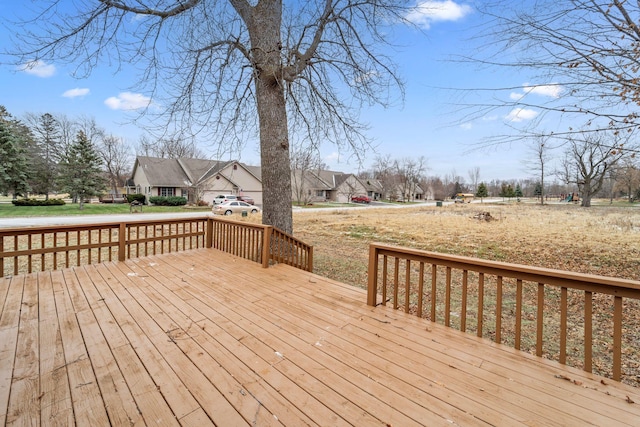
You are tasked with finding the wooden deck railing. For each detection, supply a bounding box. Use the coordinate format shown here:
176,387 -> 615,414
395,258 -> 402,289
367,242 -> 640,382
0,216 -> 313,276
209,217 -> 313,271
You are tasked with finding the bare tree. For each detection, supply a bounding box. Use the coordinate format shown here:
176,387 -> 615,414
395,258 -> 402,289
136,134 -> 205,159
467,166 -> 480,194
99,135 -> 135,194
562,132 -> 628,207
372,155 -> 397,201
8,1 -> 413,233
526,135 -> 554,205
614,157 -> 640,202
290,145 -> 326,206
395,156 -> 428,201
466,1 -> 640,146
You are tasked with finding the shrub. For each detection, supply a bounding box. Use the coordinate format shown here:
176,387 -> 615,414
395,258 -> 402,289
148,196 -> 187,206
126,194 -> 146,204
11,198 -> 66,206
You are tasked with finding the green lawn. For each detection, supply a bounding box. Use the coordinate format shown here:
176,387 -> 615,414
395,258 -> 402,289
0,202 -> 211,217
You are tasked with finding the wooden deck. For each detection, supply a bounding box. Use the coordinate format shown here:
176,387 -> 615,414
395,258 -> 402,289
2,248 -> 640,426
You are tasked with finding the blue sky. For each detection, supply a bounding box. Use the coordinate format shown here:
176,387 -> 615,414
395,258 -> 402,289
0,1 -> 563,183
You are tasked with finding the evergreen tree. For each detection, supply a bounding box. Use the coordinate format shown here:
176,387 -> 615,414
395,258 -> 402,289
0,120 -> 31,198
58,130 -> 106,209
475,182 -> 489,202
515,184 -> 523,200
30,113 -> 62,199
499,183 -> 516,200
452,181 -> 463,199
533,182 -> 543,200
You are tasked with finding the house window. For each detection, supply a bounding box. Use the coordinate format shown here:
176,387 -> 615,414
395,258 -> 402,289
316,190 -> 324,197
159,187 -> 175,197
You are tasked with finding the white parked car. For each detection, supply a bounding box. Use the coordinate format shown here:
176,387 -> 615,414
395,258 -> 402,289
212,201 -> 260,215
213,194 -> 237,204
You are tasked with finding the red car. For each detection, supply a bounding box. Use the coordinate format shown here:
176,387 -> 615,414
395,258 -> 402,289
236,195 -> 255,205
351,195 -> 371,204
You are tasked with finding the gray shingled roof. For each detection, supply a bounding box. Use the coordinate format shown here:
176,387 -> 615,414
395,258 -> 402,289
134,156 -> 263,188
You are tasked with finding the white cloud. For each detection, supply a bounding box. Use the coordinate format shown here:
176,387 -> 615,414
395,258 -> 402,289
405,1 -> 472,29
511,83 -> 563,101
460,122 -> 472,130
324,152 -> 341,163
505,108 -> 538,123
104,92 -> 152,110
62,88 -> 90,98
523,83 -> 563,98
18,60 -> 56,78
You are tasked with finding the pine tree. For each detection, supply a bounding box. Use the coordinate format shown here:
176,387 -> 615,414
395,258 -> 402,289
515,184 -> 523,200
30,113 -> 62,199
475,182 -> 489,202
0,120 -> 31,198
58,130 -> 106,209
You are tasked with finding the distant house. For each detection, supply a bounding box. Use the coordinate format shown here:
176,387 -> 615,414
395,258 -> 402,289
130,156 -> 263,205
362,178 -> 384,201
392,181 -> 425,202
291,169 -> 369,204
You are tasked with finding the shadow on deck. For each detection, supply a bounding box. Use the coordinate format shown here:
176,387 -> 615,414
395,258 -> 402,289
2,248 -> 640,426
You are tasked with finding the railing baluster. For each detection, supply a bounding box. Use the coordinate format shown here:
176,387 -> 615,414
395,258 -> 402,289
496,276 -> 503,344
536,283 -> 544,357
560,287 -> 567,364
382,255 -> 388,306
461,270 -> 468,332
65,232 -> 70,268
477,273 -> 484,338
613,296 -> 622,381
76,230 -> 81,266
27,234 -> 32,273
393,257 -> 400,310
417,262 -> 424,317
515,279 -> 522,350
445,267 -> 451,327
584,290 -> 593,373
13,235 -> 19,276
405,260 -> 411,313
41,233 -> 45,271
431,264 -> 437,322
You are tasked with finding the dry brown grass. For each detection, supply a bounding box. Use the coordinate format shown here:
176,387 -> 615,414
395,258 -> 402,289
292,202 -> 640,386
294,202 -> 640,285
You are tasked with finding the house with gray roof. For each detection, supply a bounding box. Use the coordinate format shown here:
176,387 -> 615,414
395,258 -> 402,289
291,169 -> 369,204
131,156 -> 263,205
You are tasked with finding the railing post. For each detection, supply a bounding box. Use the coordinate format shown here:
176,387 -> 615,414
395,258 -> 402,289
262,226 -> 272,268
307,246 -> 313,272
367,244 -> 379,306
118,222 -> 126,262
206,218 -> 213,248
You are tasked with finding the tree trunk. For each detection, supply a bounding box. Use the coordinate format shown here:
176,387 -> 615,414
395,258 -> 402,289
256,79 -> 293,233
248,1 -> 293,234
581,180 -> 592,207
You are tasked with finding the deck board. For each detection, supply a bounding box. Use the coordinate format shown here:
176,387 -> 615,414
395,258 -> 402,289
2,248 -> 640,426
